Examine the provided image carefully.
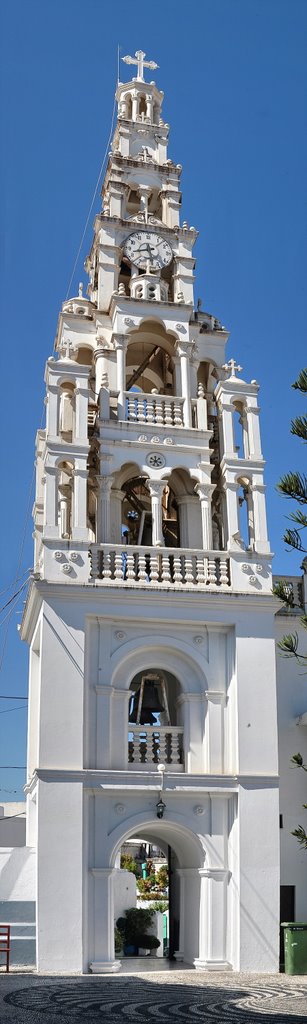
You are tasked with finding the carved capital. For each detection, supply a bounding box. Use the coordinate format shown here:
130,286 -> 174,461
97,475 -> 115,495
113,334 -> 128,351
146,479 -> 166,499
195,483 -> 214,503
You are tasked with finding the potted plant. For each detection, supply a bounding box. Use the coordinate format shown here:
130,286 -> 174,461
137,933 -> 161,956
116,907 -> 157,956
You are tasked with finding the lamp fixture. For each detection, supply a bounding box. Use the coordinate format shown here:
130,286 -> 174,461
156,797 -> 166,819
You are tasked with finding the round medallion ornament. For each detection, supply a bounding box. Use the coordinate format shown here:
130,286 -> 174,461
146,452 -> 166,469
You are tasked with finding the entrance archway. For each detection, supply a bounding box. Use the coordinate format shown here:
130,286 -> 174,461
106,817 -> 208,971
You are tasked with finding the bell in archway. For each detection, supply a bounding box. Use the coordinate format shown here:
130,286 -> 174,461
129,675 -> 167,725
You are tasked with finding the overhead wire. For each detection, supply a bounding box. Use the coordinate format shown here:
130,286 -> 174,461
65,59 -> 118,301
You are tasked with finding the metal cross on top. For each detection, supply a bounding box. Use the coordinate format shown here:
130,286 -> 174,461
223,358 -> 243,378
122,49 -> 159,82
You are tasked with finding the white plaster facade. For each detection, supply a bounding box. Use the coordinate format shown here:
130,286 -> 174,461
1,49 -> 305,974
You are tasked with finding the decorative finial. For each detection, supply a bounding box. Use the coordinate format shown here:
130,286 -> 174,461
223,358 -> 243,378
122,50 -> 159,82
78,282 -> 83,298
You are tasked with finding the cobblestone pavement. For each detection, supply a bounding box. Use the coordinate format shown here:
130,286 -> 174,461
1,970 -> 307,1023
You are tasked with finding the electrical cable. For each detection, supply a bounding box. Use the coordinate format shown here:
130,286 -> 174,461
0,705 -> 28,715
0,578 -> 31,616
0,696 -> 28,701
0,812 -> 26,822
65,61 -> 118,301
0,569 -> 31,599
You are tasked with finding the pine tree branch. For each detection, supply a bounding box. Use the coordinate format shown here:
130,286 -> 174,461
283,527 -> 307,552
291,415 -> 307,441
292,368 -> 307,392
291,826 -> 307,848
277,472 -> 307,503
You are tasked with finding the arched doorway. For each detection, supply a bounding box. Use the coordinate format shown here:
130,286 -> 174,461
88,813 -> 213,974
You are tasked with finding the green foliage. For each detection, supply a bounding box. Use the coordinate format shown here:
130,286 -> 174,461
275,368 -> 307,851
156,865 -> 168,888
148,901 -> 169,913
292,368 -> 307,393
116,907 -> 155,945
114,925 -> 123,953
137,933 -> 160,950
120,854 -> 138,874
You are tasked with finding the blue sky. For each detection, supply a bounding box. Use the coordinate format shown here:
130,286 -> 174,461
0,0 -> 306,799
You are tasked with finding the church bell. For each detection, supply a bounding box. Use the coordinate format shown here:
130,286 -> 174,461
129,674 -> 168,725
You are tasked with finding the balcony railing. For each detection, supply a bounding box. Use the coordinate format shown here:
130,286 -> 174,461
90,544 -> 231,589
128,725 -> 184,769
124,391 -> 185,427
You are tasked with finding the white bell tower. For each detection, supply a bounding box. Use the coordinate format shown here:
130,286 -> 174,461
22,50 -> 280,975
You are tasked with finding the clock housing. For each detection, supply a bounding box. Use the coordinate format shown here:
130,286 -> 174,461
123,231 -> 173,270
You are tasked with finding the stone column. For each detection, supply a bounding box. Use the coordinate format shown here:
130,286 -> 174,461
74,386 -> 88,444
146,480 -> 165,547
110,690 -> 131,769
97,475 -> 114,544
145,93 -> 153,120
252,482 -> 270,554
131,92 -> 138,121
177,693 -> 205,772
246,400 -> 262,458
110,487 -> 123,543
217,399 -> 236,456
194,866 -> 229,969
195,484 -> 214,550
114,335 -> 127,420
46,384 -> 58,437
95,685 -> 113,769
94,346 -> 110,400
176,342 -> 193,428
223,479 -> 240,549
204,691 -> 226,773
73,464 -> 88,540
90,868 -> 120,973
43,466 -> 58,537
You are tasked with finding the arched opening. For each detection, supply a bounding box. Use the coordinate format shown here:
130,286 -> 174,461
59,382 -> 75,440
120,473 -> 180,548
114,832 -> 175,961
57,460 -> 74,538
103,817 -> 209,970
139,95 -> 146,118
75,346 -> 93,366
126,322 -> 175,396
237,475 -> 254,549
233,401 -> 249,458
128,668 -> 183,768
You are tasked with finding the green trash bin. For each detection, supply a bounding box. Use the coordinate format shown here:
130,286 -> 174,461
281,923 -> 307,975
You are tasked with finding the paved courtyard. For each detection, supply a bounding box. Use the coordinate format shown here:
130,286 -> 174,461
0,969 -> 307,1023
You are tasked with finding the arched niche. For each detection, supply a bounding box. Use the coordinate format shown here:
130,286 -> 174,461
57,459 -> 74,538
236,474 -> 254,549
126,320 -> 177,395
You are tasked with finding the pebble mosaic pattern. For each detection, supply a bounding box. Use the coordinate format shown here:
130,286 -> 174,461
2,973 -> 307,1023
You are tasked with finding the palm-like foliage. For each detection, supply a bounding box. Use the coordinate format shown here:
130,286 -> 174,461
274,369 -> 307,847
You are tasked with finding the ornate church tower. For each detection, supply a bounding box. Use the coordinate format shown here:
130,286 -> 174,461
22,51 -> 279,974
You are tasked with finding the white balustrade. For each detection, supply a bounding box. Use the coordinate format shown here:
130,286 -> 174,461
128,725 -> 184,768
124,391 -> 185,427
90,544 -> 231,589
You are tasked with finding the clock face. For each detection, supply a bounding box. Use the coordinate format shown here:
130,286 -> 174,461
123,231 -> 173,270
